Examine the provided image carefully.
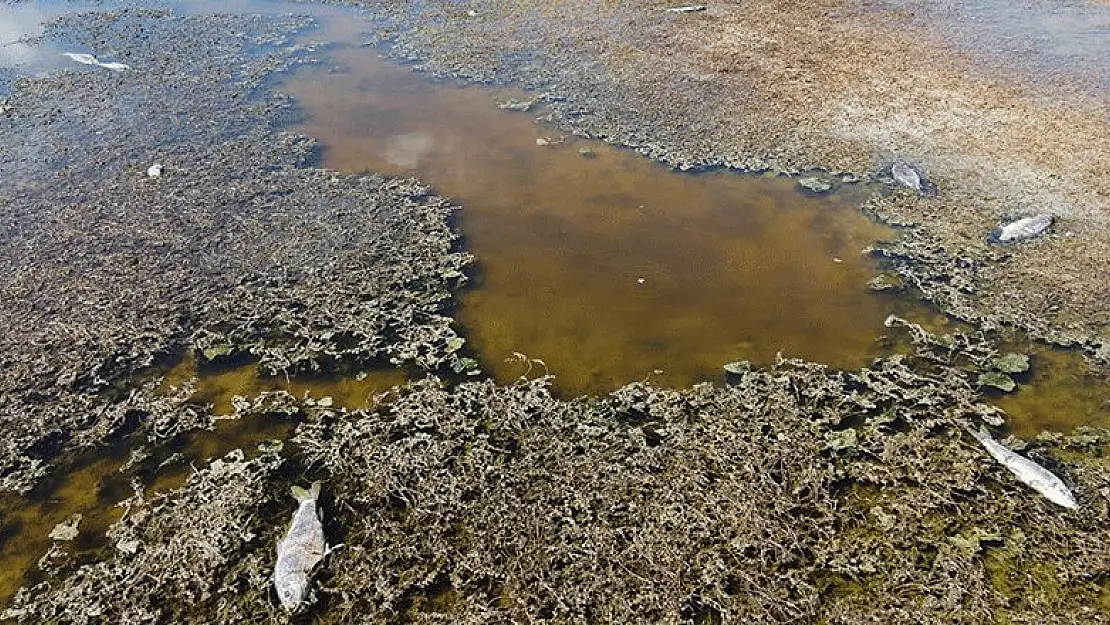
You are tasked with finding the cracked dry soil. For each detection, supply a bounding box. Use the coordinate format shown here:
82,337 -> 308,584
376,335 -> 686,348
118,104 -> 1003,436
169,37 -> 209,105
2,1 -> 1110,624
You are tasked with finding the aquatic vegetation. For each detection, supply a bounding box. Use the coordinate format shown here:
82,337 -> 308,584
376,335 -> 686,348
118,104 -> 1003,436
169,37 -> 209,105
11,317 -> 1110,622
0,11 -> 468,495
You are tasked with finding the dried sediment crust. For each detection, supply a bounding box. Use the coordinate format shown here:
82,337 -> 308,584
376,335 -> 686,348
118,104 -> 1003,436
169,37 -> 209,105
353,0 -> 1110,362
0,11 -> 468,493
11,323 -> 1110,623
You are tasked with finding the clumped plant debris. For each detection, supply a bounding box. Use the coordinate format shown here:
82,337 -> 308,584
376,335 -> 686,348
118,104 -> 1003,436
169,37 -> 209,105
2,1 -> 1110,623
7,319 -> 1110,623
346,0 -> 1110,368
0,9 -> 469,494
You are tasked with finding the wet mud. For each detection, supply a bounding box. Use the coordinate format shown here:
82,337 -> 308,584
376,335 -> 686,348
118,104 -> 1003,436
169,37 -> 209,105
1,0 -> 1110,623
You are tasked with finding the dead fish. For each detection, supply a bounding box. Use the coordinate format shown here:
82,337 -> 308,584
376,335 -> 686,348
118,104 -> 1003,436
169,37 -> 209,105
972,428 -> 1078,509
62,52 -> 99,66
666,5 -> 707,12
61,52 -> 131,72
274,482 -> 327,610
890,161 -> 922,192
989,214 -> 1054,244
97,61 -> 131,71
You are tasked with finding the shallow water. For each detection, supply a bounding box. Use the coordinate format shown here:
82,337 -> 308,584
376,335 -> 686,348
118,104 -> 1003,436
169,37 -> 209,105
282,40 -> 905,396
994,347 -> 1110,438
0,359 -> 404,606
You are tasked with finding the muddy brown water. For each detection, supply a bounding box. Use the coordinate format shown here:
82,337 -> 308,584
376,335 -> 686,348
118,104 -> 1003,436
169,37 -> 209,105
281,40 -> 903,396
2,0 -> 1110,614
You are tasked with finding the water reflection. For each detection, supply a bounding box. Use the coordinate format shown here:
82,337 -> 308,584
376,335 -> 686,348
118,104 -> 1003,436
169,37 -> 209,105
283,42 -> 904,396
0,5 -> 53,69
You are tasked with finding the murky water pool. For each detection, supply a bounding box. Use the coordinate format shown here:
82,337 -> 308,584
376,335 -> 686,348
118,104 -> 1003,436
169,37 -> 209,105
995,346 -> 1110,438
282,39 -> 902,396
0,358 -> 404,607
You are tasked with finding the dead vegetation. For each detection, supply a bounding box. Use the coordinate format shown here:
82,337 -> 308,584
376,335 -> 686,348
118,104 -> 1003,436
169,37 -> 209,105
0,10 -> 468,493
3,445 -> 287,624
351,0 -> 1110,367
3,2 -> 1110,623
8,319 -> 1110,623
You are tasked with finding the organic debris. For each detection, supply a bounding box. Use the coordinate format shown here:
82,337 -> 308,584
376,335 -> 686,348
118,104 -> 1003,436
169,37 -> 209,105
0,11 -> 469,494
357,0 -> 1110,369
3,448 -> 286,623
979,371 -> 1017,392
797,175 -> 833,193
6,308 -> 1110,623
991,352 -> 1031,374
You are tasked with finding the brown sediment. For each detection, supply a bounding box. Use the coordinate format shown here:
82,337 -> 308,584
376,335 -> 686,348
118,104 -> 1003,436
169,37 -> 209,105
282,47 -> 898,396
354,0 -> 1110,362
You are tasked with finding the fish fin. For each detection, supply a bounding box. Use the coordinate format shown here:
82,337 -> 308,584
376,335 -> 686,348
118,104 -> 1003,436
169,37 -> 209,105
291,482 -> 321,503
970,426 -> 992,443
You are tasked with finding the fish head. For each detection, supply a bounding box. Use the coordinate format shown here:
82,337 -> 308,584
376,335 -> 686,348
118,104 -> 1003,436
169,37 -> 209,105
276,574 -> 308,610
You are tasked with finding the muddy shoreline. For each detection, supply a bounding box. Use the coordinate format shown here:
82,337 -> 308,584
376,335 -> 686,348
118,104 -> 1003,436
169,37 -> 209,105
345,0 -> 1110,367
1,0 -> 1109,622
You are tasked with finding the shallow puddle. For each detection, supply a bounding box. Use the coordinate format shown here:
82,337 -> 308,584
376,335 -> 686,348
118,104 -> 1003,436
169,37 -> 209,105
282,39 -> 906,396
994,347 -> 1110,438
0,357 -> 405,606
162,353 -> 408,415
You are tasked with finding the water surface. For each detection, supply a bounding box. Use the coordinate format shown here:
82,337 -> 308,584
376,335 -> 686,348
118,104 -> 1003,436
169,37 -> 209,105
282,41 -> 902,396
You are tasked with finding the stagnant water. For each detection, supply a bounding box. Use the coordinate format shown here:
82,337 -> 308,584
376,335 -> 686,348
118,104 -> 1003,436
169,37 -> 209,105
282,40 -> 903,396
2,0 -> 1110,612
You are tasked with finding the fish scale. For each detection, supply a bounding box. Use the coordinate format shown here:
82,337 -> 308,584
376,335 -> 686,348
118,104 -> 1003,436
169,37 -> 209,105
274,482 -> 327,609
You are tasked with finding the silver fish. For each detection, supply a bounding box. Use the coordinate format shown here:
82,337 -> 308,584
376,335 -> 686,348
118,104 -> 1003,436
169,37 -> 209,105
96,61 -> 131,72
61,52 -> 130,72
972,428 -> 1078,509
274,481 -> 326,610
62,52 -> 99,66
989,214 -> 1053,244
891,161 -> 922,192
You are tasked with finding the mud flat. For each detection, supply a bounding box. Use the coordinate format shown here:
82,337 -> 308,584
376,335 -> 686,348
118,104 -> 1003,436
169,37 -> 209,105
349,0 -> 1110,365
1,1 -> 1110,623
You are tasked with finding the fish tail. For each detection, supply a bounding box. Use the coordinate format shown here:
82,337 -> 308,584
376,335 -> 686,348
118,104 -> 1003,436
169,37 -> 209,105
291,481 -> 322,503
